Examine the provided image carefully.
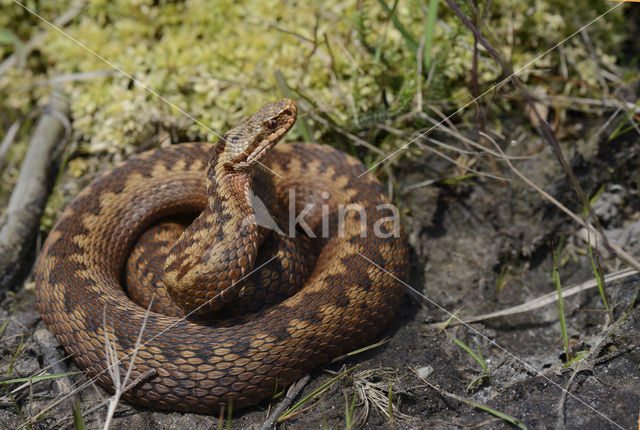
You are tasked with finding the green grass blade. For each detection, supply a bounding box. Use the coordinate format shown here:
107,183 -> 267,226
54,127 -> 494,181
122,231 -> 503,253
438,306 -> 466,331
72,398 -> 86,430
0,371 -> 81,385
271,388 -> 285,400
608,98 -> 640,141
442,173 -> 477,186
345,390 -> 357,429
0,318 -> 11,341
330,338 -> 391,363
586,231 -> 610,314
0,28 -> 26,67
553,248 -> 570,361
5,387 -> 31,430
376,0 -> 431,69
495,265 -> 513,295
374,34 -> 385,64
563,351 -> 588,368
376,0 -> 419,52
7,335 -> 23,375
466,374 -> 490,391
605,286 -> 639,343
278,364 -> 362,422
452,336 -> 487,373
448,392 -> 528,430
423,0 -> 440,68
271,375 -> 286,400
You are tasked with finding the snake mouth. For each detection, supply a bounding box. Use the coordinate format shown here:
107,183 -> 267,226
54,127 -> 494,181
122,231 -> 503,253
246,116 -> 295,163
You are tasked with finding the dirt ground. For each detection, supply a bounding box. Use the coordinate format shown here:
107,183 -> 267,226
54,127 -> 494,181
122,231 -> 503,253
1,101 -> 640,430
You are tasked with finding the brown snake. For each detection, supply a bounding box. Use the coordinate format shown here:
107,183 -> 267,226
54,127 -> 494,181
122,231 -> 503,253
35,99 -> 409,413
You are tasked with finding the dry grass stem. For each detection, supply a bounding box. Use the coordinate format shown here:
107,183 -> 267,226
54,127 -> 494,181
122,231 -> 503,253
424,268 -> 637,329
102,297 -> 153,429
483,131 -> 640,272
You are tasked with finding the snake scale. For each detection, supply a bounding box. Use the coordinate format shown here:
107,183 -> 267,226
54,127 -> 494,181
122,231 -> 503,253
35,99 -> 409,413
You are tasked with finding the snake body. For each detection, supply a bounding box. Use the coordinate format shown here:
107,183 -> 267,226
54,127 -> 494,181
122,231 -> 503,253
35,99 -> 409,413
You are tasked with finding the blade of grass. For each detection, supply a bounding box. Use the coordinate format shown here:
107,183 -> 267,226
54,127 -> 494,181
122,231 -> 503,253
260,374 -> 311,430
103,297 -> 153,429
562,351 -> 588,369
423,0 -> 440,68
435,306 -> 466,332
387,380 -> 394,424
447,391 -> 528,430
416,373 -> 527,429
0,372 -> 81,385
345,390 -> 357,430
484,129 -> 640,273
442,173 -> 477,185
425,268 -> 637,329
467,373 -> 490,391
330,338 -> 391,363
276,399 -> 322,424
5,387 -> 31,430
278,364 -> 363,423
0,318 -> 11,341
604,285 -> 639,343
495,265 -> 513,295
373,31 -> 385,65
271,375 -> 285,400
553,247 -> 571,362
376,0 -> 419,53
608,98 -> 640,141
72,398 -> 86,430
452,336 -> 487,373
376,0 -> 432,71
271,388 -> 285,400
0,28 -> 26,67
587,231 -> 611,318
323,403 -> 328,429
7,335 -> 23,375
217,404 -> 225,430
582,184 -> 606,217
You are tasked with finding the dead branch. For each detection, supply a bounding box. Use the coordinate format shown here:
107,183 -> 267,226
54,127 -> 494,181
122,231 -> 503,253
0,89 -> 69,295
258,374 -> 311,430
32,328 -> 79,416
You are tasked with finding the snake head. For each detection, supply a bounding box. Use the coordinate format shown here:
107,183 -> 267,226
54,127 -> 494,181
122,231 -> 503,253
219,98 -> 297,171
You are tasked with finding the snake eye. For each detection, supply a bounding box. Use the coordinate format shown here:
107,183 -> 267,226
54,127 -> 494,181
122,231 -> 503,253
265,119 -> 278,129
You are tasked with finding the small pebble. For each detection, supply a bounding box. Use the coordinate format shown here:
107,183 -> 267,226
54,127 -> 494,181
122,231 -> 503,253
416,365 -> 433,379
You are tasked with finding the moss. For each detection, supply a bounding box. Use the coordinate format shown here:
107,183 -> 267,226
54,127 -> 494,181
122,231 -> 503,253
0,0 -> 630,221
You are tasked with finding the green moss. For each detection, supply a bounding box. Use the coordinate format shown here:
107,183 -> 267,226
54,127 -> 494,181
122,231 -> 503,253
0,0 -> 629,221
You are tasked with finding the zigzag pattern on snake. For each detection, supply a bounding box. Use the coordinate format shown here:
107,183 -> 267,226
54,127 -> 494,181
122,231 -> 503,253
35,99 -> 409,413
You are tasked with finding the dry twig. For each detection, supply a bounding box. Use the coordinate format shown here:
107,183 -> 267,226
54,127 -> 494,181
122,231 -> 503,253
0,89 -> 70,294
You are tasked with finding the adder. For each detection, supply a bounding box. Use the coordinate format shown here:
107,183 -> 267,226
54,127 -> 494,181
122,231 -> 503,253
35,98 -> 409,413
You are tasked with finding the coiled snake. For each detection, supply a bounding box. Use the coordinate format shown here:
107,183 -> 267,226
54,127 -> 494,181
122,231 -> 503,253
35,99 -> 409,413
